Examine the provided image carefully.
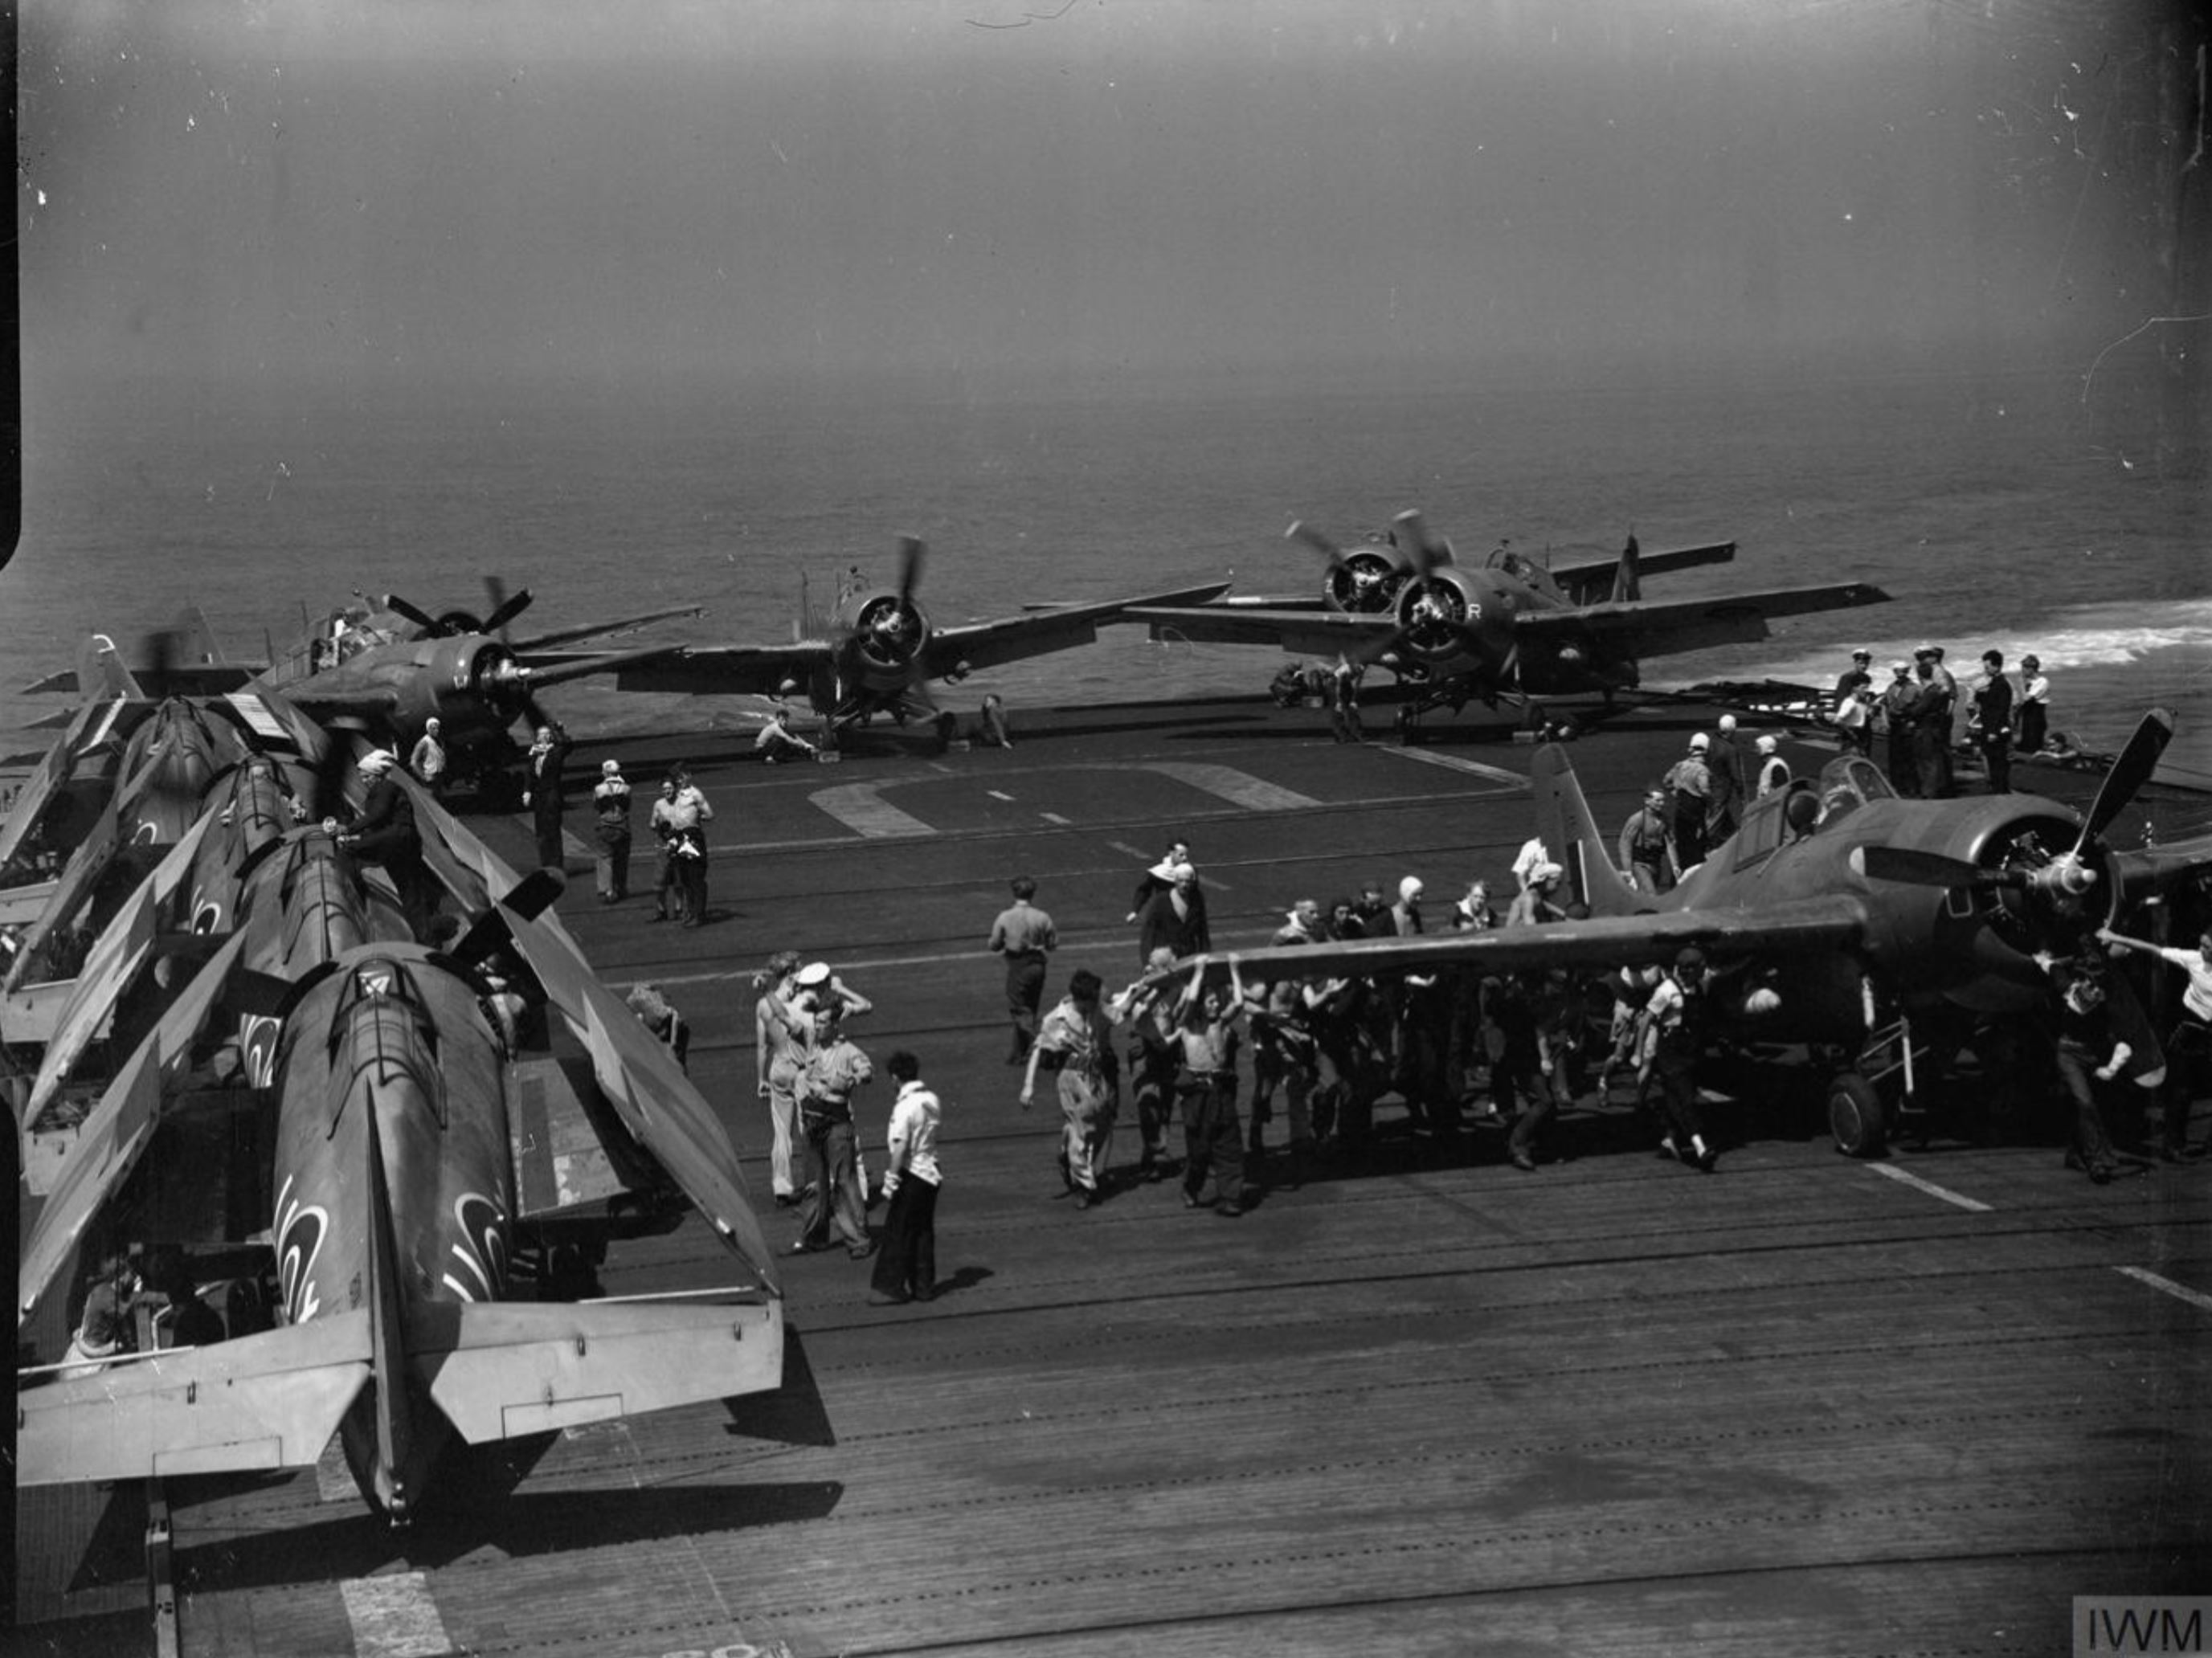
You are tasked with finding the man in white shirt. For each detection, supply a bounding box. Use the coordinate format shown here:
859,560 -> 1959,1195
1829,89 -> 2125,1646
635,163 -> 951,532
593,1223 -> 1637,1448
408,717 -> 447,792
649,763 -> 715,927
870,1050 -> 942,1304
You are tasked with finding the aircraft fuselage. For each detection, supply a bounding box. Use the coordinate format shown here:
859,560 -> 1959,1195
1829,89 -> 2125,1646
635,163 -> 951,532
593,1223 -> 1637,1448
268,943 -> 514,1517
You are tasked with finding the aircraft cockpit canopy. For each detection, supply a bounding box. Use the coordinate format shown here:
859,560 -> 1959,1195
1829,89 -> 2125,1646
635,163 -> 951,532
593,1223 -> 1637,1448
1813,753 -> 1897,827
1486,544 -> 1562,601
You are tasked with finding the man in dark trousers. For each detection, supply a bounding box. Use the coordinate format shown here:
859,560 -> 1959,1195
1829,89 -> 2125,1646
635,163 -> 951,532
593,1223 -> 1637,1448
340,749 -> 435,939
1969,649 -> 2014,794
2037,950 -> 2132,1184
870,1049 -> 942,1304
1706,715 -> 1748,843
987,876 -> 1058,1064
1663,733 -> 1714,871
1909,651 -> 1952,800
1637,947 -> 1719,1172
1879,660 -> 1920,796
521,721 -> 573,872
1138,861 -> 1212,965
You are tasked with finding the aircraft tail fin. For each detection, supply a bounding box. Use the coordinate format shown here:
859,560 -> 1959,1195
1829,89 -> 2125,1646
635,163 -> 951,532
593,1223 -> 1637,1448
415,1294 -> 784,1444
1530,742 -> 1646,917
1609,533 -> 1642,604
16,1311 -> 371,1486
76,634 -> 145,701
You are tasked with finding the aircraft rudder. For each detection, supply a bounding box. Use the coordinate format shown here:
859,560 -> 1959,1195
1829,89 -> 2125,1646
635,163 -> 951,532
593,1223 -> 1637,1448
1530,741 -> 1643,917
75,634 -> 144,702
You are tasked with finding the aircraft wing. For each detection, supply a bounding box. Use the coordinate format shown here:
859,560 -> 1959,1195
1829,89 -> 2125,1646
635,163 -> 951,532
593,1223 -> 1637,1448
613,582 -> 1233,695
21,664 -> 257,699
611,640 -> 830,697
4,780 -> 136,994
1149,895 -> 1873,994
20,807 -> 220,1145
411,1296 -> 783,1442
18,929 -> 254,1317
497,904 -> 783,1292
2110,831 -> 2212,906
507,642 -> 702,690
216,684 -> 337,768
1116,602 -> 1396,658
1513,582 -> 1893,661
915,580 -> 1232,677
0,696 -> 133,870
505,602 -> 705,654
400,781 -> 782,1291
1548,539 -> 1737,590
18,1311 -> 372,1484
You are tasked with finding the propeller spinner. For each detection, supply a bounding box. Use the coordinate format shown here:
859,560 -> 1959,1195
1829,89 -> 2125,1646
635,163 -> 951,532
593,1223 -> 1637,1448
1290,520 -> 1404,616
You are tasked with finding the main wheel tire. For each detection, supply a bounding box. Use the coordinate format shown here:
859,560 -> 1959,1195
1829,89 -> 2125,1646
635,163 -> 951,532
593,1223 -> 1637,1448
1827,1072 -> 1887,1158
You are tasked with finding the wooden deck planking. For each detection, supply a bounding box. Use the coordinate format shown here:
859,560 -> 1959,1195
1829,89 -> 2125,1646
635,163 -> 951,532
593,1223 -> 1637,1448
18,695 -> 2210,1655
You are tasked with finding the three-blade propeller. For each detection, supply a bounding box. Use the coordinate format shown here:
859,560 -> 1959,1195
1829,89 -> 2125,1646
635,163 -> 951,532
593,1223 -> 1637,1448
382,578 -> 537,641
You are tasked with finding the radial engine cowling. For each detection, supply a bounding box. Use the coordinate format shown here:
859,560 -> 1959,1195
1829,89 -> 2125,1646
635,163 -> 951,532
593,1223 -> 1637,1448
844,588 -> 932,687
1325,549 -> 1405,615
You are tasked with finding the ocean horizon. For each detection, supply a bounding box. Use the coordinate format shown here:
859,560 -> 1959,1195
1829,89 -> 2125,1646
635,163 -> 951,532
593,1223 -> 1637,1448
4,356 -> 2207,785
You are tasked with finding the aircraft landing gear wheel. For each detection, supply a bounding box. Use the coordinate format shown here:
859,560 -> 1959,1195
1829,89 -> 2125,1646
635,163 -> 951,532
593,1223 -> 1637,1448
1827,1071 -> 1887,1158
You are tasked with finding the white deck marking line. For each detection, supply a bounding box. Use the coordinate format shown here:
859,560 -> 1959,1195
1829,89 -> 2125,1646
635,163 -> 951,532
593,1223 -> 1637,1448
314,1431 -> 355,1503
1867,1162 -> 1993,1212
807,782 -> 936,838
2116,1266 -> 2212,1313
1380,748 -> 1530,786
1140,761 -> 1322,811
1041,811 -> 1072,824
339,1571 -> 452,1658
1105,840 -> 1149,859
987,790 -> 1016,801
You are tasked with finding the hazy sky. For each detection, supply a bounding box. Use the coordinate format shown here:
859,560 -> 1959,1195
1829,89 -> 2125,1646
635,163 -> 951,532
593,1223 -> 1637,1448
17,0 -> 2194,386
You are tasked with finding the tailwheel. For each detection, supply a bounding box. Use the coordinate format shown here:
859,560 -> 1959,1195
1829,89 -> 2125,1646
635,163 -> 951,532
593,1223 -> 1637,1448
1827,1070 -> 1887,1158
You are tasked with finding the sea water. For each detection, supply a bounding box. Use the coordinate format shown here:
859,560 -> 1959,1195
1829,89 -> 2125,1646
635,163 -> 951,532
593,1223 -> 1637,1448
2,357 -> 2206,783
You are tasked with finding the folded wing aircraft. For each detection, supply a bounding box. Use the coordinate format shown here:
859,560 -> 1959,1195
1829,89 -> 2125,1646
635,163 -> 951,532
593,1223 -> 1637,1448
17,778 -> 782,1520
611,534 -> 1229,746
1144,712 -> 2208,1158
19,587 -> 704,774
1117,511 -> 1889,729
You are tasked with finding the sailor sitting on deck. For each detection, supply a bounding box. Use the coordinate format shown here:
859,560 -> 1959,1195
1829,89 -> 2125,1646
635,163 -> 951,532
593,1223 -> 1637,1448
755,704 -> 819,765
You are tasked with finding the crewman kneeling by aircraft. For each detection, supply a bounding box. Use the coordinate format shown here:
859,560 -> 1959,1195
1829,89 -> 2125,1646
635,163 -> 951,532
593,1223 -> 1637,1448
1638,947 -> 1720,1173
756,705 -> 820,765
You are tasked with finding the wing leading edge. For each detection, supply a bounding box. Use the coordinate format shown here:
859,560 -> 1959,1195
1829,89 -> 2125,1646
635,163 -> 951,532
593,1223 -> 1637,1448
1147,896 -> 1873,994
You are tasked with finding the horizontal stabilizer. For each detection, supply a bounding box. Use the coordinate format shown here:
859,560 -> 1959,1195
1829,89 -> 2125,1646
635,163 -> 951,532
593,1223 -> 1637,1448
413,1296 -> 784,1443
17,1311 -> 371,1485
